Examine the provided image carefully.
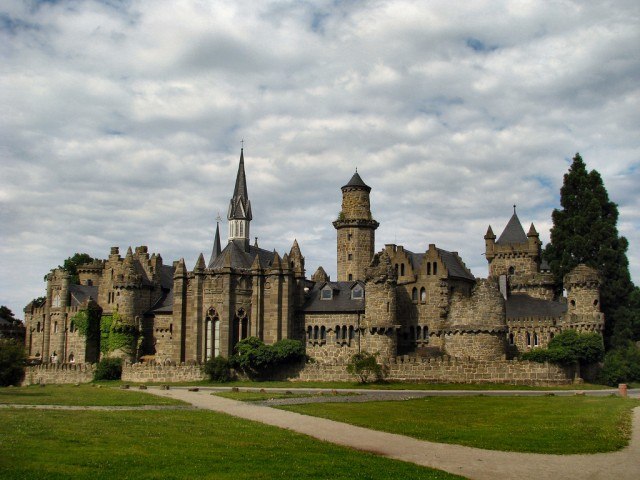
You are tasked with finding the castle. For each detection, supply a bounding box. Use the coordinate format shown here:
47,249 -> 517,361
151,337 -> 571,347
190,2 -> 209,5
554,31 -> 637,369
23,149 -> 604,380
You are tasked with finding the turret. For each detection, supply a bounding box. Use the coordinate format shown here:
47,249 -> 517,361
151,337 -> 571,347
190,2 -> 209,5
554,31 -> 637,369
333,170 -> 379,282
208,220 -> 222,268
227,148 -> 252,250
563,264 -> 605,333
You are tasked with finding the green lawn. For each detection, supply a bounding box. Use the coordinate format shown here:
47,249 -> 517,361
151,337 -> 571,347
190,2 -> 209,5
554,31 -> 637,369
0,409 -> 463,480
279,396 -> 639,454
0,385 -> 184,406
139,379 -> 611,390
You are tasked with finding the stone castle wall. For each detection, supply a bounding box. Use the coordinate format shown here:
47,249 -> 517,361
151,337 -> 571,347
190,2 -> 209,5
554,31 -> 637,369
22,363 -> 96,386
289,357 -> 573,385
121,362 -> 207,383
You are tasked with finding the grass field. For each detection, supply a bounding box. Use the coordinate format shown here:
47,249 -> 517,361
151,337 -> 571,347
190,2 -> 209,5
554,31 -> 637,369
0,408 -> 462,480
279,395 -> 639,454
0,384 -> 184,406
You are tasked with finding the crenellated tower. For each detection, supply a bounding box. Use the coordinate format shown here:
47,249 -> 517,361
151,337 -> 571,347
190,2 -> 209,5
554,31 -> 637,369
333,171 -> 379,282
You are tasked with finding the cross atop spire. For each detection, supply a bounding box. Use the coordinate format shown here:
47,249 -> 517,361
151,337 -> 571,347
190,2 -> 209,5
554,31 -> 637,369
228,148 -> 251,220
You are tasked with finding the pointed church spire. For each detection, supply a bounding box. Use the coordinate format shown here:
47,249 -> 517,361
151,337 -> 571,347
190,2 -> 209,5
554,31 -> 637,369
497,209 -> 527,245
227,148 -> 252,249
208,220 -> 222,268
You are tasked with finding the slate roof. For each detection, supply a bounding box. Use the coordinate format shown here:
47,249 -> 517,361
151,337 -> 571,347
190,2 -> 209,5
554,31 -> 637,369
497,212 -> 528,245
342,171 -> 371,191
147,264 -> 176,314
208,222 -> 222,268
69,285 -> 98,307
304,281 -> 365,313
208,240 -> 277,270
506,294 -> 567,319
404,249 -> 474,281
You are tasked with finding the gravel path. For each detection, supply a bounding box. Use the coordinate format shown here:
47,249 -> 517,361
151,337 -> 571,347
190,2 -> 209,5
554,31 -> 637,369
147,387 -> 640,480
0,404 -> 195,411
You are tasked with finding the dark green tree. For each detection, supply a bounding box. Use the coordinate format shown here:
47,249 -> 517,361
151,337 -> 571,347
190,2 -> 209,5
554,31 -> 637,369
0,339 -> 26,386
0,306 -> 16,322
543,153 -> 635,345
46,253 -> 95,284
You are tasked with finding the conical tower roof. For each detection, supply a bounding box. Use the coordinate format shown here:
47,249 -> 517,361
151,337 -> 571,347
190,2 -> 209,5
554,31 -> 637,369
208,221 -> 222,268
342,170 -> 371,192
496,207 -> 528,245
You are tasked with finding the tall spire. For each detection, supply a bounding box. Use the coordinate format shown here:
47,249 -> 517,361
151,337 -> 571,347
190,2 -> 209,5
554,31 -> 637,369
208,220 -> 222,268
227,148 -> 252,248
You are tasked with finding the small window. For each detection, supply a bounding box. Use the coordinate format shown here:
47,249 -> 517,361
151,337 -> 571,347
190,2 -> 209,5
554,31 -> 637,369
420,287 -> 426,303
86,279 -> 93,286
570,299 -> 576,307
351,285 -> 364,299
509,333 -> 514,345
433,262 -> 438,275
348,253 -> 353,261
348,326 -> 354,341
347,233 -> 353,240
593,299 -> 599,306
320,326 -> 326,341
54,321 -> 58,333
68,353 -> 75,363
348,274 -> 353,281
533,333 -> 539,347
307,326 -> 312,340
526,332 -> 531,347
412,287 -> 418,302
69,321 -> 75,333
427,263 -> 431,275
321,288 -> 333,300
400,263 -> 405,276
395,264 -> 399,276
508,266 -> 515,275
36,322 -> 41,333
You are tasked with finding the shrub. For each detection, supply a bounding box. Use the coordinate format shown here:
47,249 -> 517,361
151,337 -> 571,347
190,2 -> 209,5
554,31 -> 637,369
598,346 -> 640,386
204,356 -> 232,382
94,357 -> 123,381
346,351 -> 385,383
0,339 -> 26,386
520,330 -> 604,367
229,337 -> 305,379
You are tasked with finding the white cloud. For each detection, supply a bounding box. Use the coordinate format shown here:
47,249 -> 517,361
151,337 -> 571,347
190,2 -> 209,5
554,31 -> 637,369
0,0 -> 638,317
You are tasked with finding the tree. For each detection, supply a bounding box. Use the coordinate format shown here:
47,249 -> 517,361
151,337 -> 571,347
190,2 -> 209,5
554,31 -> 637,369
46,253 -> 95,284
0,306 -> 16,322
543,154 -> 635,345
0,339 -> 26,386
346,351 -> 386,383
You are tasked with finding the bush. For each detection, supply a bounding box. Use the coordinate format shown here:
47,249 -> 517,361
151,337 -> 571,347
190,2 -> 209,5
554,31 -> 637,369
346,351 -> 385,383
229,337 -> 305,379
0,339 -> 26,386
204,356 -> 232,382
520,330 -> 604,367
94,357 -> 123,381
598,346 -> 640,386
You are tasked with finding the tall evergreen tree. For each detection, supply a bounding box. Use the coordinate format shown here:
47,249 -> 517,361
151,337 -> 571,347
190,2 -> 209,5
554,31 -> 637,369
543,153 -> 635,346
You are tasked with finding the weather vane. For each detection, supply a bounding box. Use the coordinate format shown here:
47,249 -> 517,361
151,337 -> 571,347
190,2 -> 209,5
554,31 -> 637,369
241,139 -> 244,149
216,212 -> 222,223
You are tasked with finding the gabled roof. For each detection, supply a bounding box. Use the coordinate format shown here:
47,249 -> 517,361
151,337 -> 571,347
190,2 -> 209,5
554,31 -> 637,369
497,212 -> 528,245
403,248 -> 474,281
304,281 -> 365,313
208,240 -> 276,270
506,294 -> 567,319
69,285 -> 98,307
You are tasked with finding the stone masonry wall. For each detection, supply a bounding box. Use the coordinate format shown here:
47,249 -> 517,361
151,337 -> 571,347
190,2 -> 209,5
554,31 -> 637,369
22,364 -> 96,386
290,357 -> 572,385
121,362 -> 207,383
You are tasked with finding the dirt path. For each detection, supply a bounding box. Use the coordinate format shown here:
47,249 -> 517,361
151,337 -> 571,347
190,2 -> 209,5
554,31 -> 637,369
147,388 -> 640,480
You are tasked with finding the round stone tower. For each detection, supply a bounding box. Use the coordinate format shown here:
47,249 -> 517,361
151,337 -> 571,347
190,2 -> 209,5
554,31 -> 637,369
333,171 -> 379,282
563,264 -> 604,333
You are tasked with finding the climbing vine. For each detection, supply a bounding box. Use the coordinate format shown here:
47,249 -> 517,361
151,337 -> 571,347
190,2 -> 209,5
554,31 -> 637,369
70,304 -> 101,341
99,309 -> 139,356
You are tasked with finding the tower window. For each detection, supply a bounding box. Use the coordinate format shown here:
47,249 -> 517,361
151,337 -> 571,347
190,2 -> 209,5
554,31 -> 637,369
427,263 -> 431,275
347,233 -> 353,240
400,263 -> 405,276
348,253 -> 353,261
508,266 -> 515,275
433,262 -> 438,275
412,288 -> 418,302
348,274 -> 353,281
420,287 -> 426,303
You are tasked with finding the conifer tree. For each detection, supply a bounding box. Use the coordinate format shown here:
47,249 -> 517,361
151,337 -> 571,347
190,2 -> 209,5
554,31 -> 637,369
543,153 -> 635,345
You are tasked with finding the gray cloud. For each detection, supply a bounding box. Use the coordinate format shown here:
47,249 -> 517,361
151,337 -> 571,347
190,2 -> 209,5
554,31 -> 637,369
1,0 -> 638,317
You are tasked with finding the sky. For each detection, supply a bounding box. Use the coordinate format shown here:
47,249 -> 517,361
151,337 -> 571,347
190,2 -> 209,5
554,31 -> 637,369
1,0 -> 639,319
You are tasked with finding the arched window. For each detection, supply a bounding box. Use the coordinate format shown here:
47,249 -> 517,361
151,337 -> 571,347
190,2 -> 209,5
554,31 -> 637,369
68,353 -> 75,363
320,326 -> 326,341
314,326 -> 319,340
423,326 -> 428,340
307,326 -> 312,341
416,326 -> 421,340
508,266 -> 515,275
420,287 -> 426,303
570,299 -> 576,307
533,333 -> 539,347
348,326 -> 354,341
52,293 -> 61,308
526,332 -> 531,347
400,263 -> 405,276
54,321 -> 58,333
335,325 -> 340,342
412,288 -> 418,302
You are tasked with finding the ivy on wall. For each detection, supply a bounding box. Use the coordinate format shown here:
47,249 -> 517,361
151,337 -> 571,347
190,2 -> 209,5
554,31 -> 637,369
70,304 -> 101,342
99,310 -> 139,357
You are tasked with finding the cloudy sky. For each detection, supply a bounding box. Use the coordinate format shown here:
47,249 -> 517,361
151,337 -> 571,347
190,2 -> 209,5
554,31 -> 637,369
1,0 -> 639,318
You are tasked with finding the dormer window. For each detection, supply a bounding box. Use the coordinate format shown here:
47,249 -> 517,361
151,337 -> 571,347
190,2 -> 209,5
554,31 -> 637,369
351,285 -> 364,299
321,287 -> 333,300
